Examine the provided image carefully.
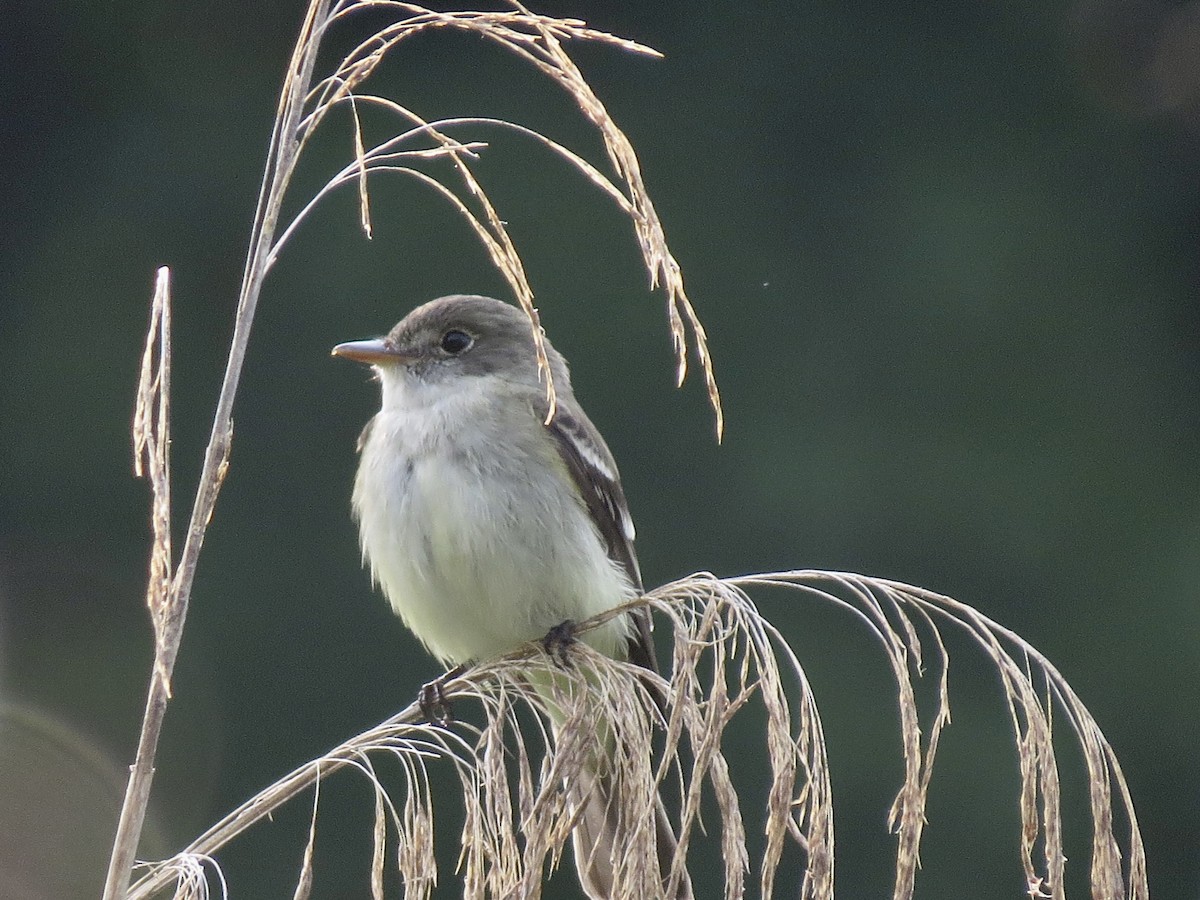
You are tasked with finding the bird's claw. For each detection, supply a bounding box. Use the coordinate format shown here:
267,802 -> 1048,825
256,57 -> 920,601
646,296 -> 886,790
418,664 -> 464,725
541,620 -> 578,668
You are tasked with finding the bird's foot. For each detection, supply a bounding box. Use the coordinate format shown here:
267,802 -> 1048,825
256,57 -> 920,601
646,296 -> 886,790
418,664 -> 465,726
541,620 -> 578,668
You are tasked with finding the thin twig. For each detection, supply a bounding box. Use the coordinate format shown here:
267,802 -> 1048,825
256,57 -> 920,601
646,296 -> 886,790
103,267 -> 175,900
101,5 -> 335,897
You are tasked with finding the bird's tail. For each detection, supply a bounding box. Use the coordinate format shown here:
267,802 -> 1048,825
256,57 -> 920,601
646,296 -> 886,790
531,664 -> 694,900
568,760 -> 694,900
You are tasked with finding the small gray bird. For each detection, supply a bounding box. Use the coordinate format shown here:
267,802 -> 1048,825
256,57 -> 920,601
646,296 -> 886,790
334,294 -> 690,899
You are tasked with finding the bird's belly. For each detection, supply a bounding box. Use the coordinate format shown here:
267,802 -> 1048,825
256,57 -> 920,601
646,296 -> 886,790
355,446 -> 631,666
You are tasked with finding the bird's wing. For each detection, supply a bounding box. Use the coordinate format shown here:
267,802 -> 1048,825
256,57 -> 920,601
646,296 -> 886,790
546,409 -> 659,675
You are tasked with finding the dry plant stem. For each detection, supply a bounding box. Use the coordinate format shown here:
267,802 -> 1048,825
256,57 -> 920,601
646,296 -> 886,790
102,6 -> 334,898
104,268 -> 174,900
124,575 -> 1147,900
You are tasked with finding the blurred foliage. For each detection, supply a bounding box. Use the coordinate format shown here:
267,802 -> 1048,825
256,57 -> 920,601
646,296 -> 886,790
1,0 -> 1198,897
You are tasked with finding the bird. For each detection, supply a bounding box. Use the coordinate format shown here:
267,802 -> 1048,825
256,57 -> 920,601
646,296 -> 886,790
333,294 -> 691,899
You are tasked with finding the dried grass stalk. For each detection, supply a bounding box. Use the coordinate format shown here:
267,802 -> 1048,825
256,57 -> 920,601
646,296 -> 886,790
132,267 -> 174,671
104,267 -> 179,900
123,572 -> 1145,900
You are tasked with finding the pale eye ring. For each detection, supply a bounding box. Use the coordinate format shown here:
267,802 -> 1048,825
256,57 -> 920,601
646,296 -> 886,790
439,329 -> 473,354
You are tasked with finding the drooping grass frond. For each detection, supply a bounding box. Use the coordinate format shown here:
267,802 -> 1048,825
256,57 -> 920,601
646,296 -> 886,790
122,572 -> 1146,900
271,1 -> 723,432
723,572 -> 1148,900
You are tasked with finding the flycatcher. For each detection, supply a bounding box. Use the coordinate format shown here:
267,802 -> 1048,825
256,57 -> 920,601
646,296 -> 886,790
333,294 -> 690,899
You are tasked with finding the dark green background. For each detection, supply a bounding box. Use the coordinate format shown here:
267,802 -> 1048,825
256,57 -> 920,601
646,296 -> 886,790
2,1 -> 1197,897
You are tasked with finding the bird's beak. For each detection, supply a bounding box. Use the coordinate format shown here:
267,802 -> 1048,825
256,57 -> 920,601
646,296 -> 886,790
331,339 -> 415,365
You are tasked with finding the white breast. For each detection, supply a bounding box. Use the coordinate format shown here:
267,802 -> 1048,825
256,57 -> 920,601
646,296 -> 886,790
351,375 -> 632,666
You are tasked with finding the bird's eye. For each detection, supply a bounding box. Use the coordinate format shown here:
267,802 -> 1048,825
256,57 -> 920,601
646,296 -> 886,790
439,329 -> 473,354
